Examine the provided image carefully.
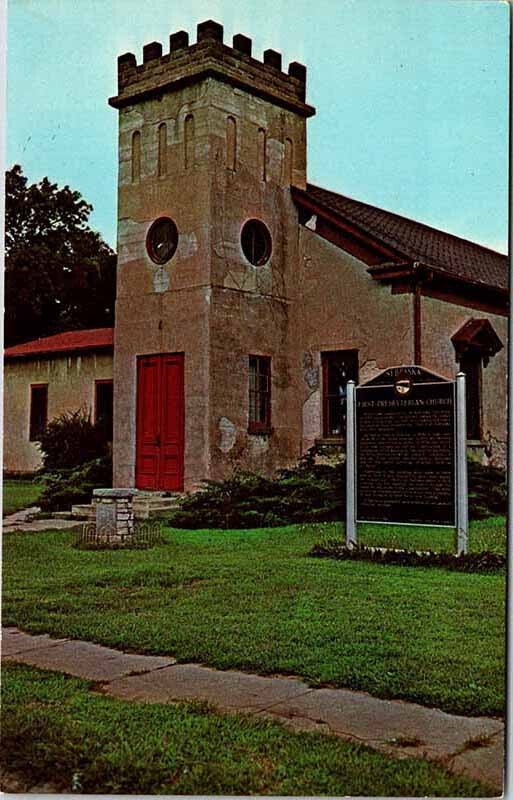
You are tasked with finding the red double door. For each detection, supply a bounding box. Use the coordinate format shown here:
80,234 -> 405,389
136,354 -> 184,491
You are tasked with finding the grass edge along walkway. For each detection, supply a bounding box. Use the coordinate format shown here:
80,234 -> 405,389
2,479 -> 43,517
2,626 -> 504,795
3,521 -> 505,717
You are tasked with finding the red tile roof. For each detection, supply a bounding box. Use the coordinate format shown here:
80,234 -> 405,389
4,328 -> 114,360
296,183 -> 508,292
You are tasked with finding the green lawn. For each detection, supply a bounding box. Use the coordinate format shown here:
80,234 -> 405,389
3,479 -> 43,517
2,518 -> 505,717
357,515 -> 506,554
1,663 -> 492,796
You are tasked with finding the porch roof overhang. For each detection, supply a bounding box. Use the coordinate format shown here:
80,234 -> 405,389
451,318 -> 504,364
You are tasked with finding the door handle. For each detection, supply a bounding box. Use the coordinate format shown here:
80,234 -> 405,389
154,434 -> 161,447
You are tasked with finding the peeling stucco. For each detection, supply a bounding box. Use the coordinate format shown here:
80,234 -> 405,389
153,268 -> 170,293
218,416 -> 236,452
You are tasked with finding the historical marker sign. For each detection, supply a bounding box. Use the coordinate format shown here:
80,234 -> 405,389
355,366 -> 456,526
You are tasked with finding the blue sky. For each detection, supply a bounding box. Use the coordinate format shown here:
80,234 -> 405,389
7,0 -> 510,253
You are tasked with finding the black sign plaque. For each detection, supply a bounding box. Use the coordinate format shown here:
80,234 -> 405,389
356,366 -> 456,526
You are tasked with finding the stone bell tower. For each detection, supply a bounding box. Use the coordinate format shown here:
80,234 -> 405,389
109,20 -> 315,491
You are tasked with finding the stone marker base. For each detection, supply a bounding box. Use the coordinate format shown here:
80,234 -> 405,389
74,488 -> 163,549
74,489 -> 133,549
93,488 -> 135,546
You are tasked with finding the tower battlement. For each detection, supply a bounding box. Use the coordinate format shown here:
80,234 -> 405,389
109,20 -> 315,118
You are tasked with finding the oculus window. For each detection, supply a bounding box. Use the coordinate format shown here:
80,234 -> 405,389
241,219 -> 272,266
146,217 -> 179,265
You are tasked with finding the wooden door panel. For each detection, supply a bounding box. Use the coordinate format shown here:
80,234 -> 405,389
159,356 -> 184,490
139,454 -> 159,474
139,359 -> 160,443
136,354 -> 184,492
161,358 -> 181,441
160,450 -> 180,480
136,357 -> 160,490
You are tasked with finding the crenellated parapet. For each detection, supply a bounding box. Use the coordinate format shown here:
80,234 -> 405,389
109,19 -> 315,118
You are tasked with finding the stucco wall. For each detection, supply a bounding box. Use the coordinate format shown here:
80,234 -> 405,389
421,294 -> 507,466
4,352 -> 113,474
113,75 -> 307,489
207,81 -> 305,479
298,227 -> 414,453
113,80 -> 213,490
111,58 -> 508,486
297,226 -> 508,466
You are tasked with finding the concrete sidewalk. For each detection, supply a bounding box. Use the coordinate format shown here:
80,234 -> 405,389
3,507 -> 80,534
2,626 -> 504,793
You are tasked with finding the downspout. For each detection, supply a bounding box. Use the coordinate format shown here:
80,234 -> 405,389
412,261 -> 422,365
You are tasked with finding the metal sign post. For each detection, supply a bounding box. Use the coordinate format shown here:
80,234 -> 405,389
456,372 -> 469,554
345,380 -> 357,547
344,365 -> 469,556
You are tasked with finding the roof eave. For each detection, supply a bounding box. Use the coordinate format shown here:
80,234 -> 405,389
368,260 -> 509,297
292,186 -> 404,261
292,185 -> 508,296
4,344 -> 114,362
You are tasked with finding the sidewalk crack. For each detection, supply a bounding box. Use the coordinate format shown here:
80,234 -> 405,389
445,730 -> 503,763
123,661 -> 177,678
250,687 -> 316,715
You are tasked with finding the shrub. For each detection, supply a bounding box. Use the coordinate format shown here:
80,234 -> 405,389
468,461 -> 507,519
38,409 -> 110,471
309,540 -> 505,573
162,446 -> 505,530
39,456 -> 112,512
163,455 -> 345,529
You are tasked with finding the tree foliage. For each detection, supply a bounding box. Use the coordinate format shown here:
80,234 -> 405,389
5,165 -> 116,346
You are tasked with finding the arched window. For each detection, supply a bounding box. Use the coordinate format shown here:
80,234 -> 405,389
283,137 -> 293,184
157,123 -> 167,177
257,128 -> 266,181
226,116 -> 237,171
131,130 -> 141,182
184,114 -> 195,169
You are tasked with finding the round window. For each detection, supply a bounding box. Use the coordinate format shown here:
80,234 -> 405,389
146,217 -> 179,265
241,219 -> 272,266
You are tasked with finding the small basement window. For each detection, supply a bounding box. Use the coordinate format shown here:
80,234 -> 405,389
29,384 -> 48,441
95,380 -> 114,440
322,350 -> 359,438
249,355 -> 271,433
241,219 -> 272,266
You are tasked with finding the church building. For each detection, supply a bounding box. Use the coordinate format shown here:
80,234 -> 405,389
4,20 -> 508,490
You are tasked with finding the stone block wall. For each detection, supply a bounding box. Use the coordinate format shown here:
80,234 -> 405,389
111,24 -> 312,490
